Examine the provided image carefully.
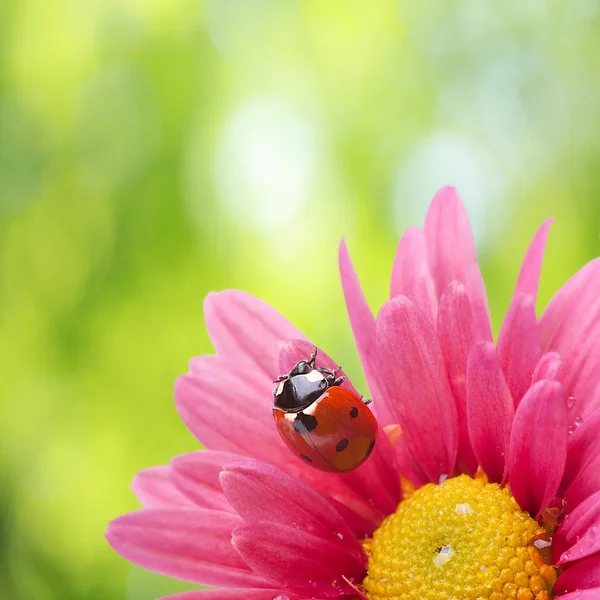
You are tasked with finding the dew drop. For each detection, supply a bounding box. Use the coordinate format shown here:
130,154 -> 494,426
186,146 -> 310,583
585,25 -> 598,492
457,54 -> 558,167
433,545 -> 455,568
336,532 -> 344,540
534,538 -> 552,550
567,396 -> 576,408
455,503 -> 474,515
480,566 -> 487,572
568,415 -> 583,434
439,474 -> 449,484
272,596 -> 290,600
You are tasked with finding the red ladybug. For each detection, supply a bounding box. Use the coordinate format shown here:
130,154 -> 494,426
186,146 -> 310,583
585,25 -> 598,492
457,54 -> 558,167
272,348 -> 378,473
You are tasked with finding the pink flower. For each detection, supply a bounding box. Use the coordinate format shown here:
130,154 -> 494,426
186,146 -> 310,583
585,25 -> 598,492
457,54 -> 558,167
107,187 -> 600,600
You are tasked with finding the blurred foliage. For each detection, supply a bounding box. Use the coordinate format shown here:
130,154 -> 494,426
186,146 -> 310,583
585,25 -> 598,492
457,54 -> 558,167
1,1 -> 600,599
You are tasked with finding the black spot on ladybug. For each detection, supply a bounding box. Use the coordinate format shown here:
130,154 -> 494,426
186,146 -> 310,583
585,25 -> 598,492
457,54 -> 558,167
336,438 -> 349,452
300,454 -> 313,463
293,412 -> 318,434
365,440 -> 375,458
349,406 -> 359,418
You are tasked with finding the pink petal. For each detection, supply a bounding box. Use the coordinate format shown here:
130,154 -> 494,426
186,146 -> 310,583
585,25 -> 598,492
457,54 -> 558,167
204,290 -> 307,378
338,240 -> 390,424
132,466 -> 195,509
220,460 -> 358,547
376,296 -> 458,482
160,590 -> 303,600
466,342 -> 514,483
531,352 -> 562,383
232,523 -> 365,598
556,590 -> 600,600
558,490 -> 600,565
161,591 -> 305,600
395,434 -> 429,489
423,186 -> 487,308
106,508 -> 268,588
390,227 -> 438,326
565,459 -> 600,512
513,218 -> 553,300
507,380 -> 568,517
539,258 -> 600,419
437,281 -> 493,475
497,294 -> 541,406
562,409 -> 600,496
174,355 -> 284,463
278,339 -> 359,397
554,555 -> 600,595
170,451 -> 240,512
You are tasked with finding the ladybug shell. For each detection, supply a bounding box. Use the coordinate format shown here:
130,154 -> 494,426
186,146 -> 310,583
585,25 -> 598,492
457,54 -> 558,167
273,386 -> 378,473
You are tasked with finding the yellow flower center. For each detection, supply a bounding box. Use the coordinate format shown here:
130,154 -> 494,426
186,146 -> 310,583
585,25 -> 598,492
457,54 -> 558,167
362,475 -> 557,600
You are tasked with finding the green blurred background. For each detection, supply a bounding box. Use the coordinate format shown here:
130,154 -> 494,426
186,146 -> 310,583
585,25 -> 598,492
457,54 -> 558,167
1,1 -> 600,598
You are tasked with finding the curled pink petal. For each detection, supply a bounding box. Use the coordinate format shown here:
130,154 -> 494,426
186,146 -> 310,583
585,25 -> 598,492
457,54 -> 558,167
279,339 -> 359,397
564,456 -> 600,511
437,281 -> 493,475
508,380 -> 568,517
160,590 -> 303,600
390,227 -> 437,326
497,294 -> 541,406
466,342 -> 514,484
423,186 -> 487,308
531,352 -> 562,383
558,491 -> 600,564
106,508 -> 268,588
220,460 -> 357,547
539,258 -> 600,419
170,451 -> 240,512
339,240 -> 391,425
132,466 -> 195,509
514,219 -> 553,300
232,523 -> 365,598
376,296 -> 458,482
558,511 -> 600,565
562,409 -> 600,495
204,290 -> 307,378
554,555 -> 600,595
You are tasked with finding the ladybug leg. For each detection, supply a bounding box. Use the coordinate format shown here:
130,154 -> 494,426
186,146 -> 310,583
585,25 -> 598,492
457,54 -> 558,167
362,397 -> 373,405
317,367 -> 336,377
332,375 -> 346,387
272,374 -> 289,383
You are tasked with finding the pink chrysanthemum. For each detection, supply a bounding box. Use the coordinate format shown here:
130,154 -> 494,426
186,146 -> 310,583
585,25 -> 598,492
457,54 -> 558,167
107,187 -> 600,600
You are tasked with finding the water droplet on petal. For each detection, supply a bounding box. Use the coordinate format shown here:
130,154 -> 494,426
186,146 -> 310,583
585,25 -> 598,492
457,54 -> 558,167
336,532 -> 344,540
439,474 -> 449,484
534,538 -> 552,550
567,396 -> 576,408
273,596 -> 290,600
480,566 -> 487,572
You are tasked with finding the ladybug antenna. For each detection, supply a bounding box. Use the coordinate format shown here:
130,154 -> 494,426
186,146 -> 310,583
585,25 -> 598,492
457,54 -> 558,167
308,345 -> 318,367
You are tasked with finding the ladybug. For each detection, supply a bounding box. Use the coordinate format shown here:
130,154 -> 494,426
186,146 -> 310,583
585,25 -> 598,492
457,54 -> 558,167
272,347 -> 378,473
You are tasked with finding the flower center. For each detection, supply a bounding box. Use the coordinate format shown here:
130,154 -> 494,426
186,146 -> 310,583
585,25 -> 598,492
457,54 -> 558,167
362,475 -> 557,600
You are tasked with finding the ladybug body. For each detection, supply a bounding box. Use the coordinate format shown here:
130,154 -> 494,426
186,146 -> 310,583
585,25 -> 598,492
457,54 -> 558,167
272,349 -> 378,473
